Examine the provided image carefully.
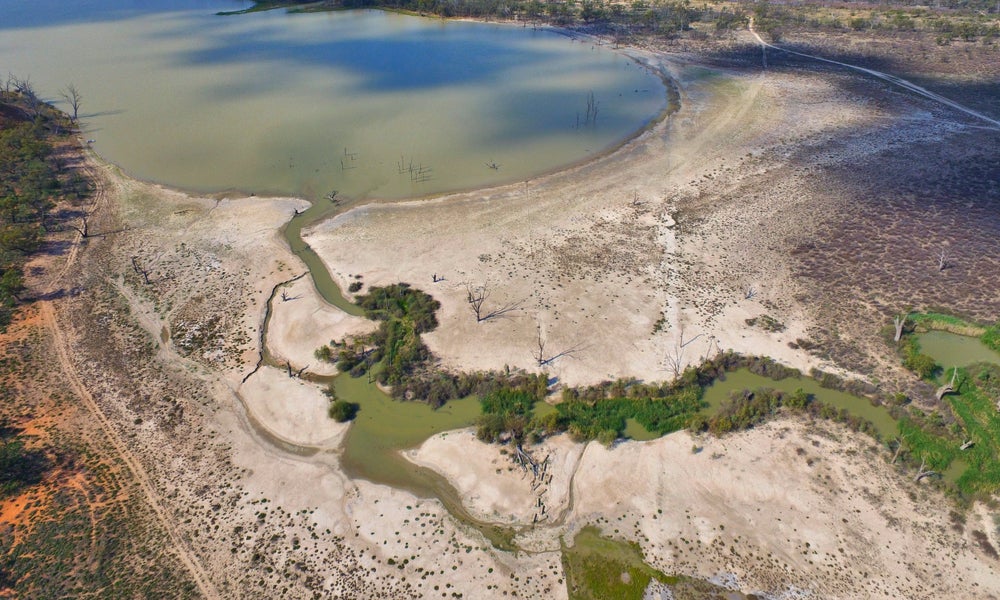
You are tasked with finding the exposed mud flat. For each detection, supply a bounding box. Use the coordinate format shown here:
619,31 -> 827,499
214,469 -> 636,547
36,36 -> 1000,599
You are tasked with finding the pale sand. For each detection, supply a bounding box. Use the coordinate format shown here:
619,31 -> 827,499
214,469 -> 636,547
410,419 -> 1000,598
265,275 -> 375,376
72,42 -> 1000,598
303,56 -> 865,388
406,429 -> 584,526
238,365 -> 348,447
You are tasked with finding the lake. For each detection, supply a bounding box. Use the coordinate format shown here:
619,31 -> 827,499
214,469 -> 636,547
3,0 -> 667,201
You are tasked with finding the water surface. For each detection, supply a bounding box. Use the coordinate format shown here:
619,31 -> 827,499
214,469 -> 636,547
917,330 -> 1000,368
3,1 -> 666,201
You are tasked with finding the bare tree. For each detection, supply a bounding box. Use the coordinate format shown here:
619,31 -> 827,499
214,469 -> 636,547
466,282 -> 523,322
131,256 -> 151,285
60,83 -> 82,122
533,322 -> 546,366
744,285 -> 757,300
663,331 -> 686,379
10,75 -> 42,118
532,319 -> 584,367
893,313 -> 908,343
663,329 -> 703,379
68,216 -> 88,238
936,248 -> 950,271
914,456 -> 938,482
890,433 -> 909,464
936,367 -> 958,402
467,282 -> 490,321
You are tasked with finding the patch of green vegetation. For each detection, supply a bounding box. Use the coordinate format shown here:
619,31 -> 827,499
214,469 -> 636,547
1,91 -> 73,330
982,324 -> 1000,353
745,314 -> 785,332
328,399 -> 360,422
912,312 -> 987,337
357,282 -> 439,333
555,389 -> 705,445
562,527 -> 676,600
901,335 -> 939,380
475,389 -> 537,443
942,365 -> 1000,496
562,527 -> 754,599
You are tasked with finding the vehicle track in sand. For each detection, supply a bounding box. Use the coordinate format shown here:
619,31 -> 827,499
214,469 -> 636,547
749,18 -> 1000,131
37,155 -> 221,600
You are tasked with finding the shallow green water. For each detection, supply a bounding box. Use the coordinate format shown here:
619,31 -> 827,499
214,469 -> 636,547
703,369 -> 899,440
623,417 -> 657,441
917,330 -> 1000,368
334,373 -> 517,548
4,1 -> 666,202
563,526 -> 751,600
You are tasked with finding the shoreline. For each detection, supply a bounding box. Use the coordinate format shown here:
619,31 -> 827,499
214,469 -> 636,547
21,12 -> 1000,597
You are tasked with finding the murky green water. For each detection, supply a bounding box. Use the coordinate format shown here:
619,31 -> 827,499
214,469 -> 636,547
333,373 -> 517,548
4,1 -> 666,202
563,526 -> 752,600
703,369 -> 899,439
917,330 -> 1000,368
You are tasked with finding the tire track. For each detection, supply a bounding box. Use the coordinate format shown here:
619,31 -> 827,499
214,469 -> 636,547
36,152 -> 220,600
748,18 -> 1000,131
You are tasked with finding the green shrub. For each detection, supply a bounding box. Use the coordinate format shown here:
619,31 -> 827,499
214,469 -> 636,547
982,324 -> 1000,352
328,400 -> 359,422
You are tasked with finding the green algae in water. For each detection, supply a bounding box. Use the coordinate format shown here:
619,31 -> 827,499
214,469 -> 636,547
334,373 -> 518,550
562,527 -> 752,600
916,331 -> 1000,369
702,368 -> 899,440
562,526 -> 677,600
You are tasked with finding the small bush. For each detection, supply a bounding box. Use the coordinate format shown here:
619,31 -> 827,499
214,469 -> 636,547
328,400 -> 359,422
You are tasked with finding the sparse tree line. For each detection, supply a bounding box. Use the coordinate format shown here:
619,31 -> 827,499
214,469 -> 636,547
312,281 -> 1000,498
0,79 -> 91,329
251,0 -> 1000,45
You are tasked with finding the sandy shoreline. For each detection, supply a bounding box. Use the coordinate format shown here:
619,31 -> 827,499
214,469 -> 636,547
44,29 -> 1000,598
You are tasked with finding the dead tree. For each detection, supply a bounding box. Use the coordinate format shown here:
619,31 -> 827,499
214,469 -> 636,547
664,329 -> 703,379
466,282 -> 523,322
68,216 -> 89,238
914,456 -> 938,482
936,248 -> 949,271
890,434 -> 909,464
467,283 -> 490,321
59,83 -> 82,122
744,285 -> 757,300
11,76 -> 42,119
893,313 -> 908,343
130,256 -> 151,284
532,320 -> 584,367
960,439 -> 975,451
936,368 -> 958,402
